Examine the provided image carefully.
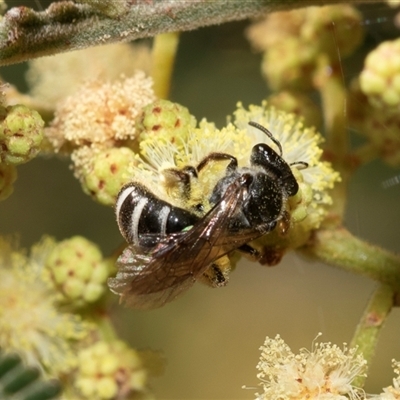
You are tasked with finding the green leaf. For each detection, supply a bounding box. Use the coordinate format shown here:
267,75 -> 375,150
0,349 -> 62,400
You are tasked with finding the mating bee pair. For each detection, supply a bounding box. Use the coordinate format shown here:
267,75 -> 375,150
108,122 -> 307,309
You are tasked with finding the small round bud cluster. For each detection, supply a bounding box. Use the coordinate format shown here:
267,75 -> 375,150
301,6 -> 364,60
45,236 -> 109,307
72,146 -> 136,206
137,99 -> 196,144
348,79 -> 400,167
360,38 -> 400,111
0,163 -> 17,201
246,5 -> 364,90
75,340 -> 148,399
267,91 -> 322,129
262,38 -> 316,91
0,236 -> 93,375
0,104 -> 44,165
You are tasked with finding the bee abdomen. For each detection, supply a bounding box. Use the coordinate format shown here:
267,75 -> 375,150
116,183 -> 198,247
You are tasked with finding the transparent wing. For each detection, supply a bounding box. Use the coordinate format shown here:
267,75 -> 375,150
108,178 -> 265,309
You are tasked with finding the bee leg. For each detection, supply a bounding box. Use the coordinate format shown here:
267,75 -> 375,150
238,243 -> 261,260
197,153 -> 238,173
198,256 -> 231,288
161,167 -> 196,199
239,243 -> 284,266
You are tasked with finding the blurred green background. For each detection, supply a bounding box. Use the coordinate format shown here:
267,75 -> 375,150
1,2 -> 400,399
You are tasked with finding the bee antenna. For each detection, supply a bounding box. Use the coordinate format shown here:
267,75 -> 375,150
248,121 -> 283,156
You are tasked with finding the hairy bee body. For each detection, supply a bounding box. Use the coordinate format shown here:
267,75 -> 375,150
109,121 -> 306,309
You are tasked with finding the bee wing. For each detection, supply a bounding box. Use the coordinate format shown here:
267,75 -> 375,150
108,179 -> 264,309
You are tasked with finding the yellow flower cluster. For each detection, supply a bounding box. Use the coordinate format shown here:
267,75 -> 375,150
0,237 -> 90,373
75,340 -> 148,399
132,101 -> 340,253
0,236 -> 155,398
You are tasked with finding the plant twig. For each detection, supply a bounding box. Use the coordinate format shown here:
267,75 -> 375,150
300,227 -> 400,290
314,54 -> 349,220
0,0 -> 373,66
350,284 -> 394,388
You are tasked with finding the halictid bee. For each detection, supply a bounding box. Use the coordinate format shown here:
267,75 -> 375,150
108,121 -> 307,309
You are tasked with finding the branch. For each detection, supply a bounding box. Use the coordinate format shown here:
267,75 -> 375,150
0,0 -> 372,66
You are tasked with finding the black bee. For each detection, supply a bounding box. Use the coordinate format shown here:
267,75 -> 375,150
108,122 -> 306,309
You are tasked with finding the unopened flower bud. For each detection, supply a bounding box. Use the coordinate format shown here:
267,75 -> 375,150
0,104 -> 44,165
45,236 -> 109,307
137,99 -> 196,143
360,38 -> 400,110
75,340 -> 148,399
72,146 -> 135,206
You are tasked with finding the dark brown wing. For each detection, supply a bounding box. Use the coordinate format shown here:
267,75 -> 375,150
108,178 -> 265,309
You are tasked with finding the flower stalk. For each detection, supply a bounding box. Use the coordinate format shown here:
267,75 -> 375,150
151,32 -> 180,99
315,53 -> 349,221
350,284 -> 395,388
301,227 -> 400,290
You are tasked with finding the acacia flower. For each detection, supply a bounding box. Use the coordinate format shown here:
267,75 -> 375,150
233,102 -> 340,233
375,360 -> 400,400
46,72 -> 155,152
0,237 -> 91,374
255,335 -> 367,400
131,102 -> 251,211
131,101 -> 339,238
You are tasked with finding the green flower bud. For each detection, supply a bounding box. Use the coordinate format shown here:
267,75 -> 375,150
0,163 -> 17,201
73,146 -> 135,206
137,99 -> 196,143
0,104 -> 44,165
45,236 -> 109,307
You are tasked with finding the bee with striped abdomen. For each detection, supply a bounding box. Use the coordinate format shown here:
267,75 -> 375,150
108,122 -> 306,309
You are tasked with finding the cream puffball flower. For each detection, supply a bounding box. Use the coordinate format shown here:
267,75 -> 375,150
255,335 -> 367,400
